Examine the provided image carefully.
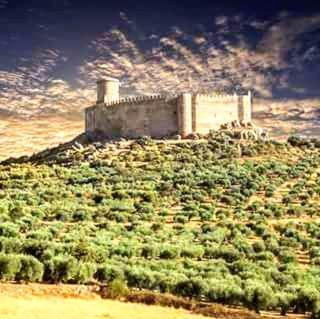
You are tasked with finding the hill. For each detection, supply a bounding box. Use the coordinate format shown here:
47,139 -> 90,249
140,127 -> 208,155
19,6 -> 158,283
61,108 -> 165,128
0,131 -> 320,317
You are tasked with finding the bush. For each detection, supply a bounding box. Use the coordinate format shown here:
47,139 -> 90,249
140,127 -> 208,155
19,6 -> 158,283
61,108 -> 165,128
243,280 -> 275,313
0,237 -> 22,253
72,210 -> 91,222
173,278 -> 207,299
140,244 -> 160,259
180,246 -> 204,259
206,278 -> 243,305
45,255 -> 78,283
100,278 -> 129,299
295,286 -> 320,316
95,264 -> 125,283
0,223 -> 19,238
159,245 -> 180,259
125,267 -> 156,290
252,241 -> 266,253
75,262 -> 96,284
15,255 -> 44,282
173,215 -> 188,224
278,249 -> 297,264
0,254 -> 21,280
276,291 -> 296,316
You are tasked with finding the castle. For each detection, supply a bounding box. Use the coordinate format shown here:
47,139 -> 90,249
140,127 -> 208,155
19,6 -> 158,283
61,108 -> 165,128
85,78 -> 252,139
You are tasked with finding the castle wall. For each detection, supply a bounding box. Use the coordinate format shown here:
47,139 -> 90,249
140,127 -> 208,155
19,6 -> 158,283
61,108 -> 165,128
177,93 -> 193,137
85,106 -> 96,134
240,91 -> 252,123
86,96 -> 179,139
193,94 -> 239,133
85,85 -> 253,140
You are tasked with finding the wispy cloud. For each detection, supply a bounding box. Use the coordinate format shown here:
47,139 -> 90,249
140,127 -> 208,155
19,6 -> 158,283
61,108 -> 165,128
0,49 -> 94,116
0,12 -> 319,119
0,11 -> 319,158
79,13 -> 320,98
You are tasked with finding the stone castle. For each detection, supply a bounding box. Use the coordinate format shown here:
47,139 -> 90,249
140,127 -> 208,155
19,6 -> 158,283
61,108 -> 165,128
85,78 -> 252,139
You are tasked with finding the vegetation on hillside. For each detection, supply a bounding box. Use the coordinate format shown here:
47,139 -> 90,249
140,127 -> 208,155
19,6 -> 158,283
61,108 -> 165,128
1,132 -> 320,317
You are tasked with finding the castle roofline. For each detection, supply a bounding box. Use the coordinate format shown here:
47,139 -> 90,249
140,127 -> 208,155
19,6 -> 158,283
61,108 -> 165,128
97,77 -> 119,83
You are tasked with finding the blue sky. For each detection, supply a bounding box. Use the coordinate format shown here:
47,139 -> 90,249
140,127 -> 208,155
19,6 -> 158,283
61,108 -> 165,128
0,0 -> 319,117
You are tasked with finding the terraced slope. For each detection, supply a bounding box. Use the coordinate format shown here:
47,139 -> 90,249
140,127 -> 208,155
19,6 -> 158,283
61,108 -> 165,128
0,132 -> 320,317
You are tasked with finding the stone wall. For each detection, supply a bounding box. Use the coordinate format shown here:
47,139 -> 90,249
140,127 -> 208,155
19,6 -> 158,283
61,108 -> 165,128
177,93 -> 193,138
85,91 -> 253,139
241,91 -> 252,123
193,94 -> 239,133
85,106 -> 96,134
86,96 -> 179,139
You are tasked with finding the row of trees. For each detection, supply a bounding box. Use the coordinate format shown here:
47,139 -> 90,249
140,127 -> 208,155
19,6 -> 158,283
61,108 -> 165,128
1,132 -> 320,316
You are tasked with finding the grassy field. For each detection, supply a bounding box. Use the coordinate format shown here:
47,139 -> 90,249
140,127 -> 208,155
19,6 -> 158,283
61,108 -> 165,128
0,295 -> 207,319
1,132 -> 320,317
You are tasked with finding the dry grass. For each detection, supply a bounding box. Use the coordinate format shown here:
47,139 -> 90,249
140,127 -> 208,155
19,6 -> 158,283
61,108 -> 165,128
0,295 -> 208,319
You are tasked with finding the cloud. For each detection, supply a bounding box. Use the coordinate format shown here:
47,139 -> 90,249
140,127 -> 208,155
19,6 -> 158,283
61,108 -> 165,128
80,27 -> 276,96
78,13 -> 320,99
0,49 -> 93,117
0,12 -> 319,158
257,14 -> 320,68
0,12 -> 319,121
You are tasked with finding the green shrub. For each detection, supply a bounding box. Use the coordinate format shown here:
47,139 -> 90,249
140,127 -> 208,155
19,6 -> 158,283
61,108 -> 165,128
0,223 -> 19,238
104,278 -> 129,299
206,278 -> 243,305
125,267 -> 156,290
140,244 -> 160,259
95,264 -> 125,283
72,210 -> 91,221
243,280 -> 276,313
0,237 -> 22,253
173,215 -> 188,224
180,246 -> 204,259
159,245 -> 180,259
45,255 -> 78,283
0,254 -> 21,280
15,255 -> 44,282
173,278 -> 207,299
276,291 -> 296,316
75,262 -> 96,284
252,241 -> 266,253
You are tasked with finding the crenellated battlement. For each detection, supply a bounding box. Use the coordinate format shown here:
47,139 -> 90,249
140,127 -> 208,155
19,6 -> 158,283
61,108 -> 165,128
103,94 -> 169,107
85,77 -> 253,139
194,93 -> 239,101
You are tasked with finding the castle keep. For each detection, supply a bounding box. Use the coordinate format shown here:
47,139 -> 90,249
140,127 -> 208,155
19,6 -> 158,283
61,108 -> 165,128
85,78 -> 252,139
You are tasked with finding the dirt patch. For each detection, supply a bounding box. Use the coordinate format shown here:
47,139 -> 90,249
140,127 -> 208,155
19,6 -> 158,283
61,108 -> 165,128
0,283 -> 99,299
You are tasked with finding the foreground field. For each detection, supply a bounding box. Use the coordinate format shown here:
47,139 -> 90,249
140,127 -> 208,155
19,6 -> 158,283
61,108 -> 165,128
0,294 -> 206,319
0,283 -> 305,319
1,132 -> 320,317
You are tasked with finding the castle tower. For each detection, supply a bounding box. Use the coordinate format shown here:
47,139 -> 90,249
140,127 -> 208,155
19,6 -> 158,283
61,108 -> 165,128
177,93 -> 193,138
238,90 -> 252,123
97,77 -> 120,104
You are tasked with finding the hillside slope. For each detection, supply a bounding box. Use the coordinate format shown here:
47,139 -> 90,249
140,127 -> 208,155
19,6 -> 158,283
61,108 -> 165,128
0,132 -> 320,317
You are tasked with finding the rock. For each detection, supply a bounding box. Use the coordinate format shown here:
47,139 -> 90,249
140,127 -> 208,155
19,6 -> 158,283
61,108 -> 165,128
74,142 -> 84,150
93,142 -> 104,149
187,133 -> 199,140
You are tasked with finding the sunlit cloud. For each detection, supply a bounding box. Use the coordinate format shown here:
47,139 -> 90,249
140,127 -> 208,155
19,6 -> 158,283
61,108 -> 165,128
0,12 -> 319,118
0,49 -> 94,116
79,13 -> 320,98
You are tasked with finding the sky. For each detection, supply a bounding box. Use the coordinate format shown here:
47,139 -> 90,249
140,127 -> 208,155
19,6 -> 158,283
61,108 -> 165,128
0,0 -> 319,157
